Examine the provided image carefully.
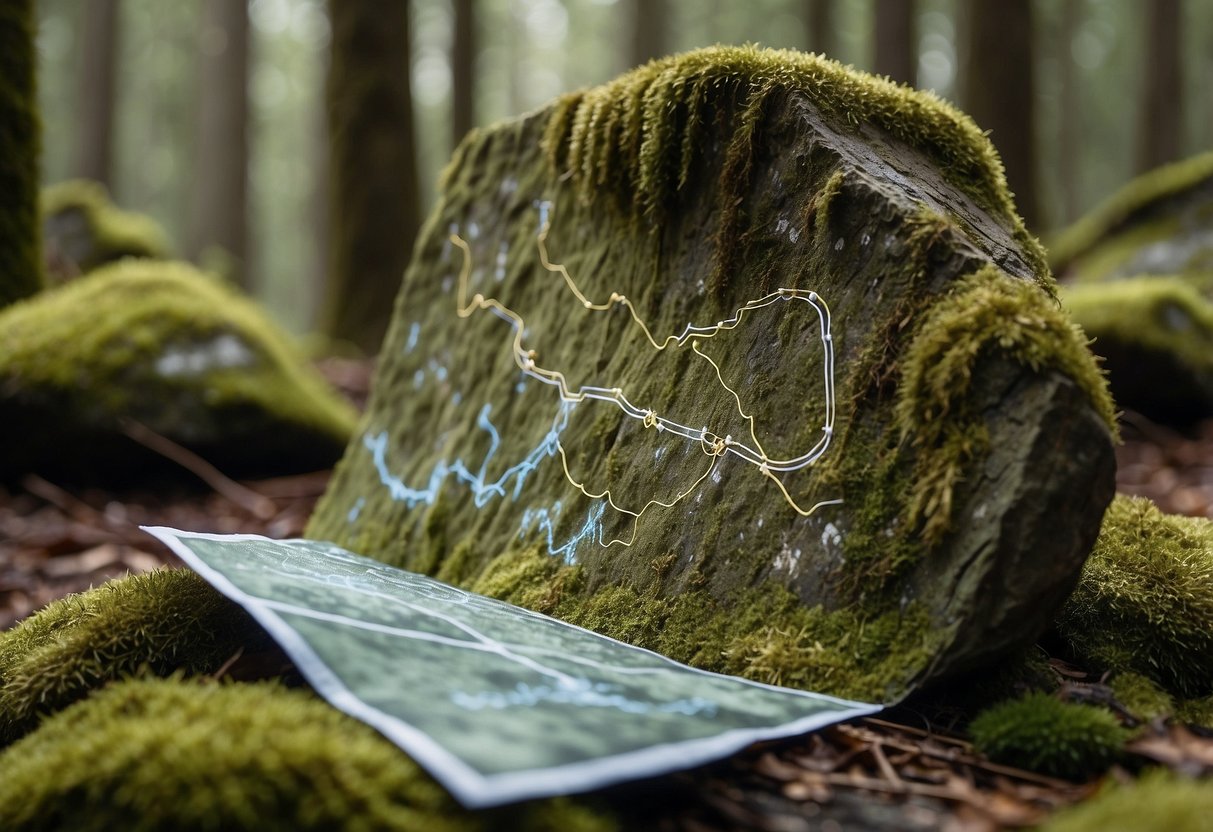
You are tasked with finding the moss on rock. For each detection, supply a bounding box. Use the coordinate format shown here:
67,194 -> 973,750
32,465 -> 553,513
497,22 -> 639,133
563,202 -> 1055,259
0,676 -> 614,832
1040,770 -> 1213,832
1109,672 -> 1174,722
41,180 -> 170,281
1062,276 -> 1213,422
1055,495 -> 1213,698
0,569 -> 271,746
0,0 -> 43,307
969,692 -> 1131,780
0,259 -> 357,482
1050,151 -> 1213,284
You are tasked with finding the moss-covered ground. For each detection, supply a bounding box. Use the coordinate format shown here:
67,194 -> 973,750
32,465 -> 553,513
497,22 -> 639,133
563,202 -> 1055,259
0,259 -> 357,481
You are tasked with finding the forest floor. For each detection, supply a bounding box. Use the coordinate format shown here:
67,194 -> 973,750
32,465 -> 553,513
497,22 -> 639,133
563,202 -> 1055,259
1,358 -> 1211,830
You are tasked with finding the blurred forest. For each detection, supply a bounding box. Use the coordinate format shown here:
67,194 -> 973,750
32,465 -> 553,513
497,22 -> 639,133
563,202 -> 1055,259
33,0 -> 1213,342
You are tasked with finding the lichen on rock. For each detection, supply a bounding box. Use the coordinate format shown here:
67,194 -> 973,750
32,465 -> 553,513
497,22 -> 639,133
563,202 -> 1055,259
309,45 -> 1116,702
0,259 -> 357,482
41,180 -> 170,282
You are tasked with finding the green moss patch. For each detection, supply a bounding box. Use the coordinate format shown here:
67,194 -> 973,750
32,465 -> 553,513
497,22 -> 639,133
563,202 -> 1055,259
41,180 -> 170,281
0,569 -> 271,746
1041,770 -> 1213,832
969,692 -> 1131,780
0,676 -> 614,832
0,259 -> 357,481
1109,672 -> 1174,722
1055,495 -> 1213,698
1062,276 -> 1213,422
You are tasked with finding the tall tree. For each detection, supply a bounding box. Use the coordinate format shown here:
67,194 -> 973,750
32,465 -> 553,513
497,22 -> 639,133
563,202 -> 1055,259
806,0 -> 837,59
1137,0 -> 1182,173
627,0 -> 669,69
961,0 -> 1040,230
451,0 -> 476,151
73,0 -> 121,187
186,0 -> 251,286
1057,0 -> 1081,225
324,0 -> 420,353
873,0 -> 916,86
0,0 -> 42,307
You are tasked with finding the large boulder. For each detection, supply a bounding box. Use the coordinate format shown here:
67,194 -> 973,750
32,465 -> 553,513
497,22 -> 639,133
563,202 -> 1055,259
0,259 -> 357,482
308,46 -> 1117,701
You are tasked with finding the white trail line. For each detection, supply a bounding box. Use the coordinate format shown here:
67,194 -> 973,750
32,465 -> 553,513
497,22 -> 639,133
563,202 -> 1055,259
450,205 -> 841,548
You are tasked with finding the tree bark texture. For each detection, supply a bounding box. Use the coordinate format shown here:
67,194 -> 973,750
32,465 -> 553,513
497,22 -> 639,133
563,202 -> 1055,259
324,0 -> 420,354
186,0 -> 251,287
873,0 -> 916,86
805,0 -> 837,58
0,0 -> 43,307
1137,0 -> 1183,173
72,0 -> 121,188
961,0 -> 1040,230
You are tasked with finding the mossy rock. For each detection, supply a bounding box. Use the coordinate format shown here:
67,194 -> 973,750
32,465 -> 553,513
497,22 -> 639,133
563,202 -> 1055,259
309,45 -> 1116,702
1040,770 -> 1213,832
1062,276 -> 1213,423
969,692 -> 1131,780
41,180 -> 170,282
0,259 -> 357,483
1055,495 -> 1213,699
0,675 -> 614,831
1051,152 -> 1213,286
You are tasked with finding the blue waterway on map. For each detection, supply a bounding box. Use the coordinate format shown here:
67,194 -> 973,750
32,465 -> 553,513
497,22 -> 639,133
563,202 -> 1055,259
450,679 -> 718,717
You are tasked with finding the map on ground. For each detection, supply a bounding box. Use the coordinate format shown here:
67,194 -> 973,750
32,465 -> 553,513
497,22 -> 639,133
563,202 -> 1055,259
144,527 -> 881,808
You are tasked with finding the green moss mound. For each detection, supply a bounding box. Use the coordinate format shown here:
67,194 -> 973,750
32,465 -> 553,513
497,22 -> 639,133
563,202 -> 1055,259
1109,672 -> 1174,722
0,676 -> 613,832
1062,277 -> 1213,421
969,692 -> 1131,780
1055,495 -> 1213,698
1041,770 -> 1213,832
0,259 -> 357,481
0,569 -> 271,746
543,44 -> 1047,284
41,180 -> 170,280
0,0 -> 42,307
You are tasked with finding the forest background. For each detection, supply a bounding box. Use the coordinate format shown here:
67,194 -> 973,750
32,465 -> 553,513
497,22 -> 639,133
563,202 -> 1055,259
33,0 -> 1213,346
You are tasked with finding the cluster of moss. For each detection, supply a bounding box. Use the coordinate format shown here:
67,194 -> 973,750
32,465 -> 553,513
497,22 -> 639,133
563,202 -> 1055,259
541,44 -> 1047,283
0,0 -> 42,307
1041,770 -> 1213,832
0,676 -> 613,832
1050,151 -> 1213,276
1055,495 -> 1213,699
968,692 -> 1131,780
41,180 -> 170,279
895,266 -> 1116,543
0,259 -> 357,479
1109,672 -> 1174,723
0,569 -> 270,745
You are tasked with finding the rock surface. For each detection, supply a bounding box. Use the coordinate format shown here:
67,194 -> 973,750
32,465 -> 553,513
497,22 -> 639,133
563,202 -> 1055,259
0,259 -> 357,483
309,46 -> 1116,701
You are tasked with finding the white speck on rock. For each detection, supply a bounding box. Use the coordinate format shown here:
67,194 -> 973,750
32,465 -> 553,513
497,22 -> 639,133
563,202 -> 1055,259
156,334 -> 255,378
834,238 -> 845,251
973,503 -> 988,520
821,522 -> 843,548
789,227 -> 800,243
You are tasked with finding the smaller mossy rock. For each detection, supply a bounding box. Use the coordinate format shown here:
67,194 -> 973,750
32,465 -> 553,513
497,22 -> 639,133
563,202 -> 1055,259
1051,151 -> 1213,285
0,259 -> 358,483
1109,672 -> 1174,723
1040,770 -> 1213,832
0,569 -> 272,746
1062,276 -> 1213,423
1175,695 -> 1213,729
0,676 -> 614,832
968,692 -> 1131,780
1054,495 -> 1213,699
41,180 -> 170,282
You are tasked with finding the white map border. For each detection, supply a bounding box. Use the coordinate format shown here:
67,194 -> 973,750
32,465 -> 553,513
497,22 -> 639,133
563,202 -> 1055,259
144,526 -> 881,808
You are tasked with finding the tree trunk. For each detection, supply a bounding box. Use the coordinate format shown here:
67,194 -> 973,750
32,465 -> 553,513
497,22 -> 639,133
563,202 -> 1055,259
186,0 -> 251,287
0,0 -> 42,307
627,0 -> 668,68
451,0 -> 476,151
1137,0 -> 1182,173
1057,0 -> 1080,225
873,0 -> 916,86
72,0 -> 121,188
324,0 -> 420,354
961,0 -> 1040,230
806,0 -> 837,58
